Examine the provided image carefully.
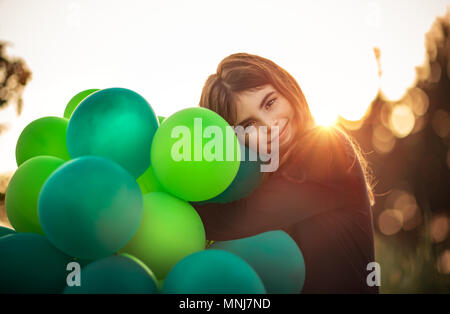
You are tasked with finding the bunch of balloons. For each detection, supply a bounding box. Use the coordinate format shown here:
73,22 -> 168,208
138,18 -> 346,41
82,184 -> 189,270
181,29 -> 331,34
1,87 -> 305,294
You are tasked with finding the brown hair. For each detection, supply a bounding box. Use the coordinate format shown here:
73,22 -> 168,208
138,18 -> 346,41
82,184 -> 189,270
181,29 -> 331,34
198,52 -> 375,206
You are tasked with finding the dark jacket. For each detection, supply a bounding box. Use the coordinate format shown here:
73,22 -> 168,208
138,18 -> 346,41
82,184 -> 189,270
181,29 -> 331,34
192,127 -> 378,293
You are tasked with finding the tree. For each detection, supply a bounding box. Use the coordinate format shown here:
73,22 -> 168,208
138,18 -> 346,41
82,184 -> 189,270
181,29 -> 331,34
0,41 -> 32,134
338,10 -> 450,292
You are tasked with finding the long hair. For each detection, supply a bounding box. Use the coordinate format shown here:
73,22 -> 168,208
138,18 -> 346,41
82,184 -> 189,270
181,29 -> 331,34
198,52 -> 375,206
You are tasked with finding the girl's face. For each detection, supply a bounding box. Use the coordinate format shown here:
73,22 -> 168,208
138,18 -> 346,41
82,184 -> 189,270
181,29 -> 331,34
234,84 -> 295,154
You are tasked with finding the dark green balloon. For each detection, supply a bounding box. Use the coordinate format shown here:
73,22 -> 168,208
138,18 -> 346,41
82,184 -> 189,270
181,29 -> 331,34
63,89 -> 100,119
0,233 -> 73,293
210,230 -> 305,293
66,88 -> 159,178
38,156 -> 143,260
157,278 -> 165,292
15,117 -> 71,166
63,254 -> 158,294
162,249 -> 266,294
0,226 -> 15,238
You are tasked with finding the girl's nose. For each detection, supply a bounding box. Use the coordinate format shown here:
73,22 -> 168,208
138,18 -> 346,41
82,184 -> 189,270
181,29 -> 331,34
260,116 -> 278,128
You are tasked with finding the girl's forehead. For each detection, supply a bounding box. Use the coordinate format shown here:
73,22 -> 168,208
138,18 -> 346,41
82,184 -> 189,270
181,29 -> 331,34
239,84 -> 273,96
235,84 -> 275,104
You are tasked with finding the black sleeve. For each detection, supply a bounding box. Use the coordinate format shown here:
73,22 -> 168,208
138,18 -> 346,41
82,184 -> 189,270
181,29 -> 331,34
192,127 -> 369,241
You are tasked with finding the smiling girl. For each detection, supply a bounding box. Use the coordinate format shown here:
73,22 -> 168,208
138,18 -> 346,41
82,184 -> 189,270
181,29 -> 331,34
192,52 -> 378,293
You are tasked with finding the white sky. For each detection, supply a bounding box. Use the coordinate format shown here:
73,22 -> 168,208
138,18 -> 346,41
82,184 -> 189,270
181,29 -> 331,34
0,0 -> 449,173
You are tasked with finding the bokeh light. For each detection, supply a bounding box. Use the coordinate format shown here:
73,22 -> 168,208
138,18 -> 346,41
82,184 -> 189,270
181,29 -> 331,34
428,62 -> 442,83
437,250 -> 450,274
431,216 -> 449,243
378,209 -> 404,236
411,116 -> 427,134
408,87 -> 430,116
372,124 -> 396,154
431,109 -> 450,138
390,104 -> 416,138
384,189 -> 423,232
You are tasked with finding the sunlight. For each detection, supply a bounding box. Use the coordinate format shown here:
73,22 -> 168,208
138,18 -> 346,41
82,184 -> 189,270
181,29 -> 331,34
0,0 -> 448,172
305,46 -> 379,126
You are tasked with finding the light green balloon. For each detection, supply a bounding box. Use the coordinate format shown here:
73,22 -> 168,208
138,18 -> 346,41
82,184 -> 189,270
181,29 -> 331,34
15,116 -> 71,166
136,165 -> 165,194
5,156 -> 66,234
151,107 -> 240,201
63,89 -> 100,119
157,116 -> 166,125
119,192 -> 205,280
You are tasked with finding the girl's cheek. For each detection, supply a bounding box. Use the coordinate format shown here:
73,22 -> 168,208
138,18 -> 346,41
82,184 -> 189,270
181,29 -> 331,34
246,130 -> 261,153
249,132 -> 260,152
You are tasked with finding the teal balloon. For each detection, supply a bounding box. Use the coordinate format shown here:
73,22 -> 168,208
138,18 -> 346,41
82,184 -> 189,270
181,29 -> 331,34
162,249 -> 266,294
0,233 -> 73,293
0,226 -> 15,238
210,230 -> 305,294
66,87 -> 158,178
63,89 -> 100,119
64,254 -> 158,294
200,144 -> 263,204
38,156 -> 143,260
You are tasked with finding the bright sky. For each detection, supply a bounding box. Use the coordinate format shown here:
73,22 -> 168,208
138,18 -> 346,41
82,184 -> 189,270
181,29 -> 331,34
0,0 -> 449,173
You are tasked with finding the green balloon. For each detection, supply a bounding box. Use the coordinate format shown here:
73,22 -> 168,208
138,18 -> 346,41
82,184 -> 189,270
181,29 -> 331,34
162,250 -> 266,294
157,279 -> 165,292
64,254 -> 158,294
119,192 -> 205,279
63,89 -> 100,119
0,233 -> 73,293
151,107 -> 240,201
0,226 -> 15,238
136,165 -> 165,194
38,156 -> 143,260
15,116 -> 71,166
5,156 -> 65,234
157,116 -> 166,125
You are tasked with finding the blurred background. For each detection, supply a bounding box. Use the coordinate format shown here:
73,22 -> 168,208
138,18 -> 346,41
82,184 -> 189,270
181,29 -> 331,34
0,0 -> 449,293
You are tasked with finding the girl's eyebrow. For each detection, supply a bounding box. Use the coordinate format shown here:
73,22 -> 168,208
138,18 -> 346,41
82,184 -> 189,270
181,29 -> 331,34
236,91 -> 275,126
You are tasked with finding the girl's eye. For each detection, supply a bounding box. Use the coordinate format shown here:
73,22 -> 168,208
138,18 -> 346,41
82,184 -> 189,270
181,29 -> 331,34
265,98 -> 277,110
245,120 -> 256,128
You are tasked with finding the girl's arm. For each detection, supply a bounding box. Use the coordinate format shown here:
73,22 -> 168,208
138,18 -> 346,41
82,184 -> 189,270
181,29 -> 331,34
192,127 -> 369,241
